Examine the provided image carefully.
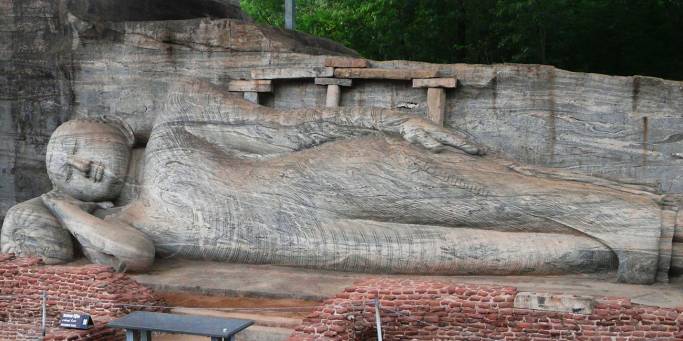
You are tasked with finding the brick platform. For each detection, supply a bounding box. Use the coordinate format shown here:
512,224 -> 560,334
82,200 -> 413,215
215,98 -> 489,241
289,278 -> 683,340
0,254 -> 163,341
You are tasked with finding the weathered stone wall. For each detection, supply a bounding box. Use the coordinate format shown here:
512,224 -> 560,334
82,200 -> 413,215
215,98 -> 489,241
288,279 -> 683,340
0,253 -> 162,340
0,0 -> 74,222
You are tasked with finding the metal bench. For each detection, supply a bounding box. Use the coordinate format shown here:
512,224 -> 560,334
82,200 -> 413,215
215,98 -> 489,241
108,311 -> 253,341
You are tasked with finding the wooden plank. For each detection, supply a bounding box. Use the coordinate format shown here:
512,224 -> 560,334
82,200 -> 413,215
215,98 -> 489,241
334,68 -> 438,80
251,67 -> 333,80
413,77 -> 457,88
228,80 -> 272,92
314,77 -> 352,87
324,57 -> 369,68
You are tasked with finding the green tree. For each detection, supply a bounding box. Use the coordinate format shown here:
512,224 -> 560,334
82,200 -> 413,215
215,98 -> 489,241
241,0 -> 683,80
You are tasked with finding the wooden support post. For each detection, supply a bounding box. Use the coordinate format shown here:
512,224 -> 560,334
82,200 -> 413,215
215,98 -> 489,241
325,84 -> 341,108
243,91 -> 259,104
427,87 -> 446,126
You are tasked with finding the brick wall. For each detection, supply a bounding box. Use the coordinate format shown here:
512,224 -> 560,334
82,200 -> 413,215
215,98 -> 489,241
0,253 -> 162,341
288,279 -> 683,341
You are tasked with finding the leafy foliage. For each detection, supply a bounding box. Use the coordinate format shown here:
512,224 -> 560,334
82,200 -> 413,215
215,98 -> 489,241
241,0 -> 683,80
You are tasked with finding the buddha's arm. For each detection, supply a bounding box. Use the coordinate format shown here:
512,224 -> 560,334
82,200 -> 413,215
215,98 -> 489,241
41,191 -> 155,272
162,86 -> 485,155
273,106 -> 485,155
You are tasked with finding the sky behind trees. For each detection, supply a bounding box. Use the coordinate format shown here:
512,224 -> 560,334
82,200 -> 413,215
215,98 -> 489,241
241,0 -> 683,80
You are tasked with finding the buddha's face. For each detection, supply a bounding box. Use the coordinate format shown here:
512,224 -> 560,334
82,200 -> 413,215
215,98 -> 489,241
46,119 -> 134,202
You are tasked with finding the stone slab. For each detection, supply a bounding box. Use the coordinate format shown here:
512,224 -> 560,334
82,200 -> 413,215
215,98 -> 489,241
251,67 -> 333,80
126,258 -> 683,308
324,57 -> 369,68
412,77 -> 457,88
333,67 -> 438,80
314,77 -> 352,86
513,292 -> 595,314
228,80 -> 272,92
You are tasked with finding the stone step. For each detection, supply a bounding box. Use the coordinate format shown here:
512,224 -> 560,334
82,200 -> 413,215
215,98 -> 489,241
157,326 -> 292,341
235,326 -> 293,341
171,307 -> 302,329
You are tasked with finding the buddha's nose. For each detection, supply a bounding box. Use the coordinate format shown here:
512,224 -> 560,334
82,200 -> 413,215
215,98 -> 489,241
67,156 -> 90,174
66,157 -> 104,182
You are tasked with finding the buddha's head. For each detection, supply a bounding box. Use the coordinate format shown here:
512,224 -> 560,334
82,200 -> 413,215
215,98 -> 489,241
46,117 -> 134,202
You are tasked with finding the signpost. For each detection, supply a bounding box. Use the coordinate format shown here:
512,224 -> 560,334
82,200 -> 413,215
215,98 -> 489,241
60,313 -> 94,330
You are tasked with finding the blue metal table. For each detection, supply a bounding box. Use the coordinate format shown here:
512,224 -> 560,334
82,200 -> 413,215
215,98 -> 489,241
107,311 -> 253,341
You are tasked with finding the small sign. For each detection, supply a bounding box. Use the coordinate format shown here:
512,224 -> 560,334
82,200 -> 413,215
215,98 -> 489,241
60,313 -> 94,330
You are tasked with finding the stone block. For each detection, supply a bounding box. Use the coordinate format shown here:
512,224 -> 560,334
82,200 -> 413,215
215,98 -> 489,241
334,68 -> 438,80
314,78 -> 352,86
251,67 -> 333,79
427,87 -> 446,126
243,91 -> 260,104
513,292 -> 595,314
412,77 -> 457,88
324,57 -> 369,68
228,80 -> 272,92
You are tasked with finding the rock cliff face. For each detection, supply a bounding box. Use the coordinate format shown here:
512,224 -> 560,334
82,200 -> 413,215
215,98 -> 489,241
0,0 -> 74,222
1,0 -> 683,225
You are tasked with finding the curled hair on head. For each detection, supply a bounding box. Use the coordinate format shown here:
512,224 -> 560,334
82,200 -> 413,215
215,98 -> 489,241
70,116 -> 135,147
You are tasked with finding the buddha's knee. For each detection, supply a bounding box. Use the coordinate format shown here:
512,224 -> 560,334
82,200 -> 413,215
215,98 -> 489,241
0,197 -> 74,264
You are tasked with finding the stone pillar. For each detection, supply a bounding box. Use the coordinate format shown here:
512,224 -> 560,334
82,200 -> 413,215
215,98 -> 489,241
325,84 -> 341,108
243,91 -> 259,104
412,78 -> 457,127
426,88 -> 446,126
315,78 -> 352,108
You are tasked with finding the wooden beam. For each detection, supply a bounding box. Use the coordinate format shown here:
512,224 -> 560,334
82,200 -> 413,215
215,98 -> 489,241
413,77 -> 457,88
334,68 -> 438,80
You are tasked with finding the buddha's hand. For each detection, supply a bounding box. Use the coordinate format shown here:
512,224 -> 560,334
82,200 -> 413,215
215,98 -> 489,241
399,117 -> 485,155
41,190 -> 114,214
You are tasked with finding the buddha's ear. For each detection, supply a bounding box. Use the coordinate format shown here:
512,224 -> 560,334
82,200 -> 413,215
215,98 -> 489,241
101,116 -> 136,147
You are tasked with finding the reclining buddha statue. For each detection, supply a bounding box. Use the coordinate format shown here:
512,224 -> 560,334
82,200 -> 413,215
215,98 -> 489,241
1,81 -> 673,284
